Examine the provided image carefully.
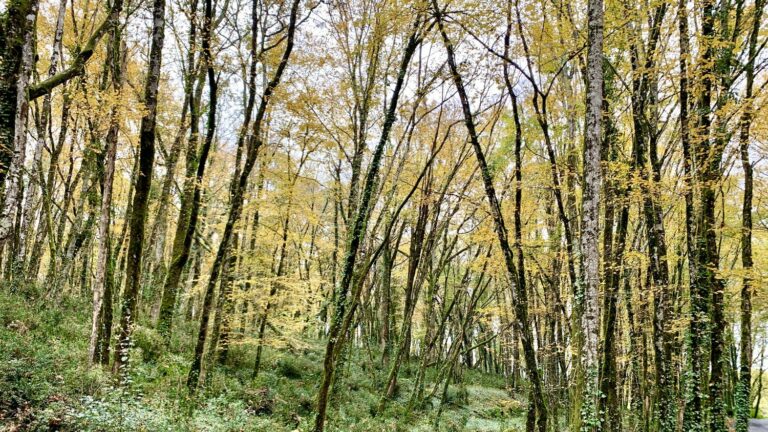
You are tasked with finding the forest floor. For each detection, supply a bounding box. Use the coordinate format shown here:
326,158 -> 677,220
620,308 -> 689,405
2,284 -> 766,431
0,285 -> 529,431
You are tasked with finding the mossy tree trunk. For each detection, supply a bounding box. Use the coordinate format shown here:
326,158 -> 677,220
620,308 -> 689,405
113,0 -> 166,376
313,14 -> 425,431
156,0 -> 201,338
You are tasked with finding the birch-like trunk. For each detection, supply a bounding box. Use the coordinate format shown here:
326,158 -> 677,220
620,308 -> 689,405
0,1 -> 38,246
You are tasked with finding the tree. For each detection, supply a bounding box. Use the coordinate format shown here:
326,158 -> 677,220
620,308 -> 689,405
89,0 -> 126,365
313,9 -> 427,430
114,0 -> 166,376
187,0 -> 302,391
736,0 -> 765,429
433,1 -> 548,429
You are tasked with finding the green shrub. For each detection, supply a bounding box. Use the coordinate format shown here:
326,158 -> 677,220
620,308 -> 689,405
132,325 -> 164,362
274,357 -> 303,379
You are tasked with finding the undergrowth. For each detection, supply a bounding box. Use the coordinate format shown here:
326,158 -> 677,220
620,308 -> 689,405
0,285 -> 525,431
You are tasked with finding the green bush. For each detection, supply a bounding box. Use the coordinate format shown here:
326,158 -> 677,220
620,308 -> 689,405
274,357 -> 304,379
132,325 -> 164,362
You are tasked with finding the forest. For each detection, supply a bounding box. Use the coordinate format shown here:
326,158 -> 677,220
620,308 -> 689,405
0,0 -> 766,430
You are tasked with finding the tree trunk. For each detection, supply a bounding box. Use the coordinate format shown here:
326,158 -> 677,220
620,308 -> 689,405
579,0 -> 604,423
434,4 -> 547,430
598,68 -> 624,432
378,229 -> 393,364
156,0 -> 202,338
187,0 -> 300,391
113,0 -> 166,376
313,14 -> 424,431
0,0 -> 38,246
736,0 -> 763,429
89,9 -> 125,365
0,0 -> 38,192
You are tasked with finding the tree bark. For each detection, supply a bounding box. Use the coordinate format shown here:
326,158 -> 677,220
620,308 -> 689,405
433,3 -> 547,430
0,0 -> 38,191
113,0 -> 166,376
579,0 -> 603,423
0,0 -> 38,245
187,0 -> 300,391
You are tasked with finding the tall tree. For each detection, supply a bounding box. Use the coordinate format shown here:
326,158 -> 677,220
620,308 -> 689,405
187,0 -> 302,391
89,0 -> 125,365
156,0 -> 201,339
313,9 -> 426,431
113,0 -> 166,375
433,1 -> 548,430
736,0 -> 765,429
579,0 -> 604,424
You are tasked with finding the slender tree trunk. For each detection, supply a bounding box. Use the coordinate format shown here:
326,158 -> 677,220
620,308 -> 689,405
755,340 -> 765,417
253,207 -> 290,377
378,228 -> 393,364
736,0 -> 763,428
156,0 -> 201,338
209,229 -> 238,368
144,88 -> 190,324
433,4 -> 547,430
17,0 -> 66,279
691,0 -> 726,429
598,69 -> 624,432
187,0 -> 300,391
313,14 -> 424,431
89,9 -> 125,365
113,0 -> 166,376
383,195 -> 428,400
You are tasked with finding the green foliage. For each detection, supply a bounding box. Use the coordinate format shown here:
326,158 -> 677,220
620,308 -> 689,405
0,288 -> 101,429
132,325 -> 164,362
274,356 -> 305,379
0,287 -> 529,431
579,367 -> 603,432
